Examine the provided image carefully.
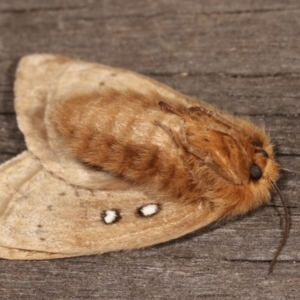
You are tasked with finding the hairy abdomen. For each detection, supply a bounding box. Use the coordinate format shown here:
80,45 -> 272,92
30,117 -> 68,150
50,89 -> 190,195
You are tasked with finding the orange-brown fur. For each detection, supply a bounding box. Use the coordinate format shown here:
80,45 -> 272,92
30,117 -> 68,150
50,89 -> 279,219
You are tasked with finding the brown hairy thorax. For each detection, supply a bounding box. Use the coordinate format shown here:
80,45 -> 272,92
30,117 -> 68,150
50,88 -> 279,220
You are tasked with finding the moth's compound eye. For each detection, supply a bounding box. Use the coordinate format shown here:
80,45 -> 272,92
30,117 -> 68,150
250,164 -> 263,181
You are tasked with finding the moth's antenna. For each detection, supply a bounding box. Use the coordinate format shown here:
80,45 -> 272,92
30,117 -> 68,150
269,180 -> 290,274
281,167 -> 300,175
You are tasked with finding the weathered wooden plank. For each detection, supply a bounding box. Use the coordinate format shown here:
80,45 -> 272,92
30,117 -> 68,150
0,3 -> 300,75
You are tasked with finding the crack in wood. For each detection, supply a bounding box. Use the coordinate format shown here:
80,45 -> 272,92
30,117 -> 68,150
148,71 -> 300,78
43,6 -> 300,20
0,5 -> 88,14
225,259 -> 298,263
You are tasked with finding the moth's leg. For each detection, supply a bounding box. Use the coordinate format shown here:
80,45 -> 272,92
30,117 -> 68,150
178,121 -> 208,161
155,120 -> 204,189
154,120 -> 188,167
189,106 -> 244,135
189,106 -> 213,117
178,122 -> 239,184
159,101 -> 182,117
189,107 -> 249,159
154,120 -> 181,149
207,125 -> 249,159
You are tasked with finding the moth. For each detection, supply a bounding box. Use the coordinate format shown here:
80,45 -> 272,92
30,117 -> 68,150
0,54 -> 288,273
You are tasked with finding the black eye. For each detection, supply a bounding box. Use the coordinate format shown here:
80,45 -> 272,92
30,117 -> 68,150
250,164 -> 262,181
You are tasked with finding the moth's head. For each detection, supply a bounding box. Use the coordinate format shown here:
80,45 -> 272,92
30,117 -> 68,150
242,120 -> 280,186
159,101 -> 280,208
177,106 -> 281,215
185,110 -> 280,187
210,117 -> 280,216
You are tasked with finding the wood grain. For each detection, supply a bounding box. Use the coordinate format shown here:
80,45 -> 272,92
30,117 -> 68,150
0,0 -> 300,299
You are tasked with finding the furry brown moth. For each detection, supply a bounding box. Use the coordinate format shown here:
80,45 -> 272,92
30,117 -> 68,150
0,54 -> 289,273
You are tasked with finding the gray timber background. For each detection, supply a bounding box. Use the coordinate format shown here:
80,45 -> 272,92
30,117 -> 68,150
0,1 -> 300,299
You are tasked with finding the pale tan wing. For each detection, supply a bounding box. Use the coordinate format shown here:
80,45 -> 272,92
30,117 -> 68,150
0,151 -> 219,260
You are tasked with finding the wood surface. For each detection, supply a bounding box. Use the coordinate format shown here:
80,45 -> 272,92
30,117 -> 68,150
0,0 -> 300,299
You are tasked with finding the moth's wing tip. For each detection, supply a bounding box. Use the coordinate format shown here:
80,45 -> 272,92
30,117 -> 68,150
15,54 -> 76,93
18,53 -> 74,69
